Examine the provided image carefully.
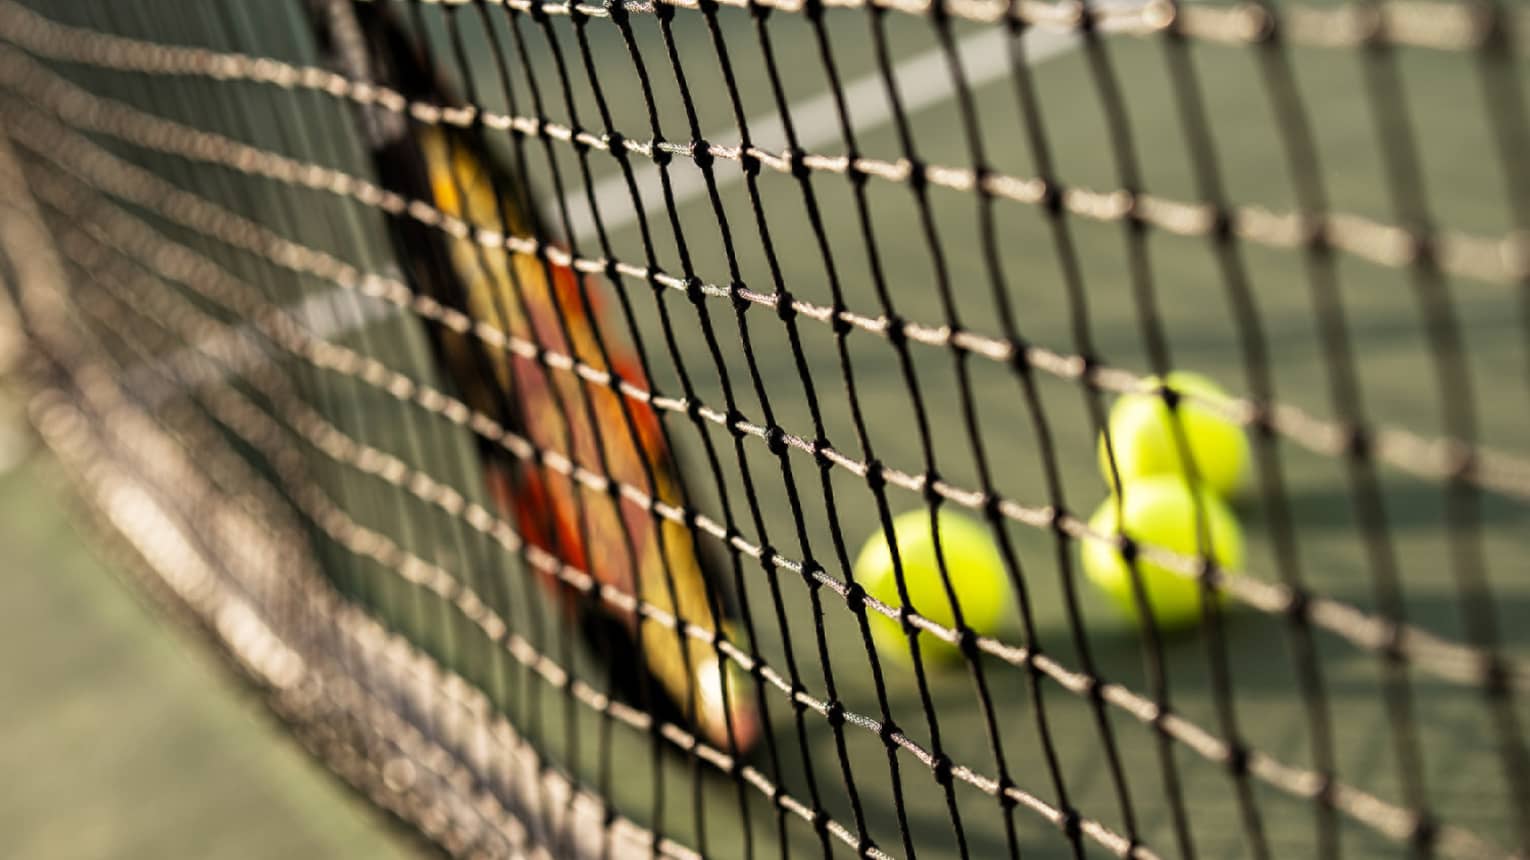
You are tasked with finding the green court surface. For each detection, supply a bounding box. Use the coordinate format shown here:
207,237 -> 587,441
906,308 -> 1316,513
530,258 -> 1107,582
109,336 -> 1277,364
8,2 -> 1530,858
0,442 -> 412,860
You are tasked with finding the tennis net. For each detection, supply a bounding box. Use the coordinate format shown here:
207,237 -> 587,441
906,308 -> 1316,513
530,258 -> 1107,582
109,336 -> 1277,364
1,0 -> 1527,857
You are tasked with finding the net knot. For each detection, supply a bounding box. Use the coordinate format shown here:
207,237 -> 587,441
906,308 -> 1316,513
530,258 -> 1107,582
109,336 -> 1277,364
898,605 -> 919,635
1120,191 -> 1146,234
1209,207 -> 1234,241
653,0 -> 676,22
788,682 -> 809,712
982,493 -> 1003,523
971,165 -> 992,197
1196,557 -> 1223,589
528,1 -> 551,23
846,159 -> 870,188
830,306 -> 853,336
1312,769 -> 1336,808
1246,402 -> 1274,439
764,424 -> 788,456
604,0 -> 629,24
930,753 -> 953,786
1409,231 -> 1438,269
774,290 -> 797,322
1343,424 -> 1372,461
877,719 -> 900,748
691,139 -> 715,170
864,459 -> 886,490
1077,671 -> 1103,704
787,147 -> 812,180
956,627 -> 980,660
1038,179 -> 1063,215
812,436 -> 834,468
905,159 -> 928,192
842,580 -> 866,611
801,0 -> 824,21
920,472 -> 942,504
1008,338 -> 1032,373
1283,586 -> 1311,624
1482,656 -> 1510,699
738,148 -> 761,177
651,137 -> 673,167
996,777 -> 1019,809
824,699 -> 846,727
1115,533 -> 1138,564
672,615 -> 694,643
1060,808 -> 1082,840
884,313 -> 907,346
729,280 -> 751,312
1073,0 -> 1097,34
1048,504 -> 1071,537
683,275 -> 706,305
1225,742 -> 1250,775
800,560 -> 824,590
1304,216 -> 1332,254
1380,624 -> 1406,665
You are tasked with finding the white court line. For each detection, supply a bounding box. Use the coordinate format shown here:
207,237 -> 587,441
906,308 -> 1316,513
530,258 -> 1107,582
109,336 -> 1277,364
122,285 -> 396,409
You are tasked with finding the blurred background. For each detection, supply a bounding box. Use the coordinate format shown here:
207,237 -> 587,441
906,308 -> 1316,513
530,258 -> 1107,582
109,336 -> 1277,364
0,373 -> 405,859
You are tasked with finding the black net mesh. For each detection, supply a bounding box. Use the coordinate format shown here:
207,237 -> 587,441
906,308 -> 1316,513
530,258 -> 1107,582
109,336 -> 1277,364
1,0 -> 1527,857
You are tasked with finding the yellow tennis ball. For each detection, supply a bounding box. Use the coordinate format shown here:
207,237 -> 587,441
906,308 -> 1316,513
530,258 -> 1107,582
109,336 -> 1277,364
1097,371 -> 1250,498
852,509 -> 1011,664
1081,477 -> 1245,632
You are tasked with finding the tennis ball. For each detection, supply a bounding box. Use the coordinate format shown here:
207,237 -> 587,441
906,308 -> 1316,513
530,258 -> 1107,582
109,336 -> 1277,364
1081,477 -> 1245,632
1097,371 -> 1249,498
852,509 -> 1011,664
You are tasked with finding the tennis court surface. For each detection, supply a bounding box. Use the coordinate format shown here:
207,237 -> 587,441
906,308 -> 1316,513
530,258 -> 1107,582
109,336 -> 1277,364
1,0 -> 1527,857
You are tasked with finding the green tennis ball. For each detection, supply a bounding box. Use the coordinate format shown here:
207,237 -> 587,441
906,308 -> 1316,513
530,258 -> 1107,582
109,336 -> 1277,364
852,509 -> 1011,664
1097,370 -> 1250,498
1081,477 -> 1245,632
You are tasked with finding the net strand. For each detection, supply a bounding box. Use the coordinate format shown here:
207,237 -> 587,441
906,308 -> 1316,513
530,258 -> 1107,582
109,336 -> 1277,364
5,0 -> 1528,295
11,122 -> 1512,860
20,333 -> 682,858
6,25 -> 1527,515
1168,6 -> 1340,850
1,171 -> 675,857
1357,7 -> 1530,842
25,158 -> 1131,860
5,1 -> 1528,856
7,91 -> 1519,718
27,201 -> 790,859
332,0 -> 1526,55
399,2 -> 666,849
13,59 -> 1525,710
